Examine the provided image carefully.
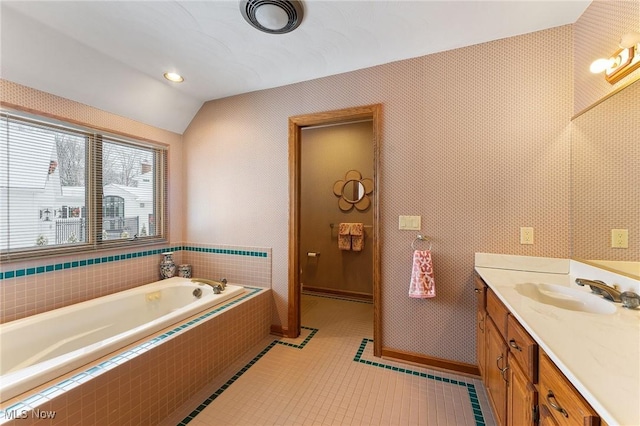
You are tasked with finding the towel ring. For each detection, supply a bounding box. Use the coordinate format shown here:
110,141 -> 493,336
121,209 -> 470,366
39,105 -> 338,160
411,235 -> 432,251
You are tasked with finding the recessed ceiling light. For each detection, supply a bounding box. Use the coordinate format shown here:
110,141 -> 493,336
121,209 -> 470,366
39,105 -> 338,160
163,72 -> 184,83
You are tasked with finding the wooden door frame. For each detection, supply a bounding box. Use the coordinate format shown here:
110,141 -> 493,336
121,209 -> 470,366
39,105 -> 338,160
288,104 -> 382,356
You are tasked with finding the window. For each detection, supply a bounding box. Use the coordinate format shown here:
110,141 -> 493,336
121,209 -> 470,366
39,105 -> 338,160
0,111 -> 167,259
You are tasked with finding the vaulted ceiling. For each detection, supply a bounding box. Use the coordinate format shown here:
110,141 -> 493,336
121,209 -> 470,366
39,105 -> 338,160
1,1 -> 590,134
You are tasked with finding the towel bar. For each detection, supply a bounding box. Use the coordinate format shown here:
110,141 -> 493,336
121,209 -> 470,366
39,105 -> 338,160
329,223 -> 373,228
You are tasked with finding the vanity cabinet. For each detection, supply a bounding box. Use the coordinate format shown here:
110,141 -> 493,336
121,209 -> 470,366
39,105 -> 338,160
484,286 -> 538,426
538,351 -> 600,426
484,288 -> 510,426
485,317 -> 508,425
474,276 -> 487,379
476,274 -> 600,426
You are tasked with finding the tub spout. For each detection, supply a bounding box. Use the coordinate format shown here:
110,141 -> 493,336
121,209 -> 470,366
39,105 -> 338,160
191,278 -> 225,293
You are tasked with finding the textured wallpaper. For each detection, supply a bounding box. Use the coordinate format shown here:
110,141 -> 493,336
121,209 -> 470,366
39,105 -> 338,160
184,25 -> 573,365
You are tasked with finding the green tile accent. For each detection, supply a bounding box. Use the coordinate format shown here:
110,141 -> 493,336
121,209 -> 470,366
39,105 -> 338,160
0,246 -> 268,281
353,338 -> 487,426
179,332 -> 487,425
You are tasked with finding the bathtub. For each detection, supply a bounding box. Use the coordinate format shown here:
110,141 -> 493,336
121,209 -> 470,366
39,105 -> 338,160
0,277 -> 245,403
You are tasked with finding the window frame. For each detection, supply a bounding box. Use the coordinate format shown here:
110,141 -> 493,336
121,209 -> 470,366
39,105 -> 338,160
0,110 -> 168,261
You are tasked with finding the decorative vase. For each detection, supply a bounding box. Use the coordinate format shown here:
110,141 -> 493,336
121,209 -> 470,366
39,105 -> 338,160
178,264 -> 192,278
160,252 -> 176,279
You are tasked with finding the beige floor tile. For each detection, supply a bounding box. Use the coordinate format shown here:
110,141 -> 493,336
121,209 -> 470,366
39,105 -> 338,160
171,294 -> 496,426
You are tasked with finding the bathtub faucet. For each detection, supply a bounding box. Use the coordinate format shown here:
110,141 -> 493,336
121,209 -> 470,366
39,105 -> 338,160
191,278 -> 226,294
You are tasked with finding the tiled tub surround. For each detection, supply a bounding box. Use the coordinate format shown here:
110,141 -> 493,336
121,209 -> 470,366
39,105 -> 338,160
0,243 -> 272,323
475,253 -> 640,426
0,285 -> 272,425
0,277 -> 245,403
182,244 -> 272,289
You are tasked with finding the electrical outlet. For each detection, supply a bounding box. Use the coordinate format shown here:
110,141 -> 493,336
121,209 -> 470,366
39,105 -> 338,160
611,229 -> 628,248
520,227 -> 534,245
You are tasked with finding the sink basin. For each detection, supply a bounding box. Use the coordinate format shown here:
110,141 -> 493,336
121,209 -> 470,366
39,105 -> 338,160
515,283 -> 616,314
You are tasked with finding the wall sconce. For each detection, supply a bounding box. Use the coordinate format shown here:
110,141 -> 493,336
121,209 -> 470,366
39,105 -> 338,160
590,32 -> 640,84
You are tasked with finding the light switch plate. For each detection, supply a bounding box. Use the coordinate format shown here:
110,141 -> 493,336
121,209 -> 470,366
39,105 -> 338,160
399,215 -> 421,230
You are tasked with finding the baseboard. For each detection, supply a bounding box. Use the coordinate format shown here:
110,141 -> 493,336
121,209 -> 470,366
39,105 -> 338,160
381,347 -> 480,377
302,286 -> 373,301
271,324 -> 303,338
270,324 -> 287,337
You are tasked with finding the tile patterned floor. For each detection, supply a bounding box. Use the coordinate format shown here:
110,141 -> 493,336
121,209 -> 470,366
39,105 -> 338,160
167,294 -> 497,426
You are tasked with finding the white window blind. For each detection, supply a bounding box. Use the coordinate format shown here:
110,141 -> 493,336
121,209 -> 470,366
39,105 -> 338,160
0,112 -> 167,259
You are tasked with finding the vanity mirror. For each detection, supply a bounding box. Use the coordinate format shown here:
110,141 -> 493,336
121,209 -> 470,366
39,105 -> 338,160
571,80 -> 639,279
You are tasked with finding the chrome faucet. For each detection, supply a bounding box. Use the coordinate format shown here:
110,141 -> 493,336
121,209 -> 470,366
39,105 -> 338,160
191,278 -> 227,294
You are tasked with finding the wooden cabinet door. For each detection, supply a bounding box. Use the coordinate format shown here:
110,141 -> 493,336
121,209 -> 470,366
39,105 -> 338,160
539,404 -> 561,426
475,276 -> 487,379
486,318 -> 508,426
477,309 -> 486,379
507,353 -> 537,426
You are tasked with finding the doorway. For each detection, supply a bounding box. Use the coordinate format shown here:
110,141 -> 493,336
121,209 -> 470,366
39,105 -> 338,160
288,104 -> 382,356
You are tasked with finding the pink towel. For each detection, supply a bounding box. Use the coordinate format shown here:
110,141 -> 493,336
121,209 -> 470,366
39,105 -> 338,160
350,223 -> 364,252
338,223 -> 351,250
409,250 -> 436,298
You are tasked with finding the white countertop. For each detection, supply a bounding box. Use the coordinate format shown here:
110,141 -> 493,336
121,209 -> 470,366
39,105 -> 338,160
475,253 -> 640,426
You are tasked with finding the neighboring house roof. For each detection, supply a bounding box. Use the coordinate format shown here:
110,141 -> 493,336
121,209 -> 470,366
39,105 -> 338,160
106,184 -> 152,201
60,186 -> 84,198
0,121 -> 56,190
58,185 -> 149,201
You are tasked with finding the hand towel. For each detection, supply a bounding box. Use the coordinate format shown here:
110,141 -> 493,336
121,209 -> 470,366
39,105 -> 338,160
338,223 -> 352,250
409,250 -> 436,298
350,223 -> 364,252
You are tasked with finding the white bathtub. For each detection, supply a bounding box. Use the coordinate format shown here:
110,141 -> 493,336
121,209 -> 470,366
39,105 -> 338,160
0,277 -> 245,403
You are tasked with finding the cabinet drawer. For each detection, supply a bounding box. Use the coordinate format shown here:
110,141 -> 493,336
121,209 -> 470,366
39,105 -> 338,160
507,315 -> 538,383
486,289 -> 509,340
538,352 -> 599,426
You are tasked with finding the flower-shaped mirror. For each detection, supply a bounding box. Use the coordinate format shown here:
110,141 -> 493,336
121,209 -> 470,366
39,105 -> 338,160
333,170 -> 374,211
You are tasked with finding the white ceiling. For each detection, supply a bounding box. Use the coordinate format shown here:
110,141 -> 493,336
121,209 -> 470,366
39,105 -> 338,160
1,1 -> 590,134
